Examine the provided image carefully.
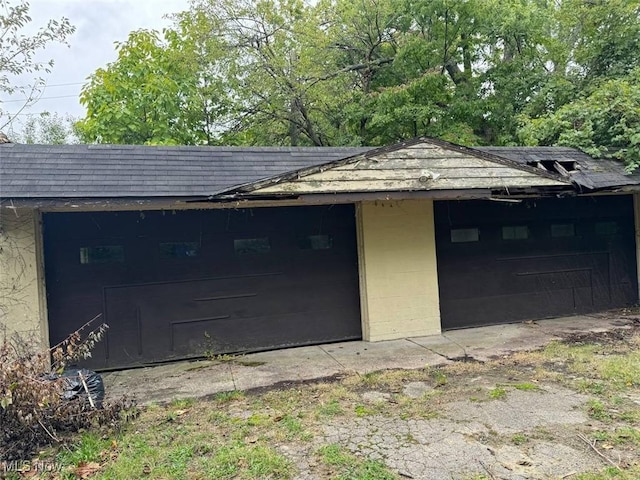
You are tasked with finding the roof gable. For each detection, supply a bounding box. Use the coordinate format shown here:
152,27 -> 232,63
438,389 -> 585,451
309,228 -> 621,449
218,137 -> 570,197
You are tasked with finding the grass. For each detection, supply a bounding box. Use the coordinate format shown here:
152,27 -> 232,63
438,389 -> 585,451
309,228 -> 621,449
587,399 -> 611,421
574,467 -> 640,480
317,399 -> 344,417
513,382 -> 540,391
509,332 -> 640,427
201,442 -> 292,479
57,433 -> 109,466
591,427 -> 640,448
488,386 -> 507,400
39,327 -> 640,479
317,444 -> 398,480
511,433 -> 528,445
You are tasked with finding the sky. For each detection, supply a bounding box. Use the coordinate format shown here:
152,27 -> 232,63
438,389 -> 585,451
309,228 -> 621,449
3,0 -> 190,126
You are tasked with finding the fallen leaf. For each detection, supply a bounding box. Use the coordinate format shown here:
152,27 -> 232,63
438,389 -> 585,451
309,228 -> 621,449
75,461 -> 101,479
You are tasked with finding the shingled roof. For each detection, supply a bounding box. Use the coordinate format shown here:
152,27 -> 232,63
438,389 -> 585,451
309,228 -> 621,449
477,146 -> 640,191
0,143 -> 369,198
1,142 -> 638,201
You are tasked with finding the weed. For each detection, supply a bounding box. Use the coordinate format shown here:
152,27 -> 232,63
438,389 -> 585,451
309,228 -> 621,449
587,399 -> 611,421
511,433 -> 528,445
317,444 -> 353,467
317,399 -> 343,417
214,390 -> 245,403
598,353 -> 640,389
57,432 -> 109,466
204,441 -> 292,479
279,414 -> 312,441
574,466 -> 640,479
577,379 -> 606,395
355,404 -> 375,417
170,398 -> 195,409
208,410 -> 231,424
590,427 -> 640,447
317,444 -> 398,479
207,353 -> 237,362
246,413 -> 271,427
488,387 -> 507,400
513,382 -> 540,391
361,372 -> 382,387
429,368 -> 448,386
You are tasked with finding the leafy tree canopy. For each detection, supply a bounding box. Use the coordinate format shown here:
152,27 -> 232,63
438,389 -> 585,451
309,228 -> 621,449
77,0 -> 640,170
10,111 -> 79,144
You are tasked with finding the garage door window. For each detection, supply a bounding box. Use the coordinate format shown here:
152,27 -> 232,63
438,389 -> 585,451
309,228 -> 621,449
298,234 -> 333,250
159,242 -> 200,258
450,228 -> 479,243
234,237 -> 271,255
79,245 -> 124,264
502,225 -> 529,240
595,221 -> 618,236
551,223 -> 575,238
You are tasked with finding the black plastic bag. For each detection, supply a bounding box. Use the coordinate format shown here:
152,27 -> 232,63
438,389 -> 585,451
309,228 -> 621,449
60,368 -> 105,409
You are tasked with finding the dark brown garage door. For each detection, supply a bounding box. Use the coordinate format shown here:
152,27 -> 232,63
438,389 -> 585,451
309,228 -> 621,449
44,205 -> 361,369
435,195 -> 638,329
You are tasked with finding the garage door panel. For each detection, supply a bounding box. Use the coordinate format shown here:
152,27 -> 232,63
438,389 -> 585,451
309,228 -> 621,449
435,196 -> 638,329
44,206 -> 361,369
441,288 -> 593,329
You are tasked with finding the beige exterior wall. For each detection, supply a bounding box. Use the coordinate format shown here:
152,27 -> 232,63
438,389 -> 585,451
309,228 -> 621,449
357,199 -> 441,341
0,208 -> 47,347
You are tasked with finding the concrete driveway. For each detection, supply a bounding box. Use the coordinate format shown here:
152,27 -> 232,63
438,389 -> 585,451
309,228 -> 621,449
102,312 -> 637,404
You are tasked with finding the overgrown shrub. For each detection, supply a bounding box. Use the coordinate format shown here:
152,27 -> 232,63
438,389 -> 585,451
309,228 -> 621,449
0,319 -> 137,461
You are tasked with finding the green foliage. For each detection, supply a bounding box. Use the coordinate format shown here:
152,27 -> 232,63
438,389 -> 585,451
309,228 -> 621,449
77,0 -> 640,160
519,71 -> 640,171
317,399 -> 344,417
0,0 -> 75,129
513,382 -> 540,391
317,444 -> 398,480
77,25 -> 228,145
488,387 -> 508,400
203,442 -> 292,479
511,433 -> 528,445
57,432 -> 110,466
11,111 -> 79,144
587,399 -> 611,421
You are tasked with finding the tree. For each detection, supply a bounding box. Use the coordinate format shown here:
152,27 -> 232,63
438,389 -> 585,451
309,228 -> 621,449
10,111 -> 79,144
77,28 -> 224,145
0,0 -> 75,129
77,0 -> 640,159
519,71 -> 640,171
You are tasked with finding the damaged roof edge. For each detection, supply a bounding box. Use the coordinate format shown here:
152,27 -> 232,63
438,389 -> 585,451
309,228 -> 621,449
207,137 -> 572,200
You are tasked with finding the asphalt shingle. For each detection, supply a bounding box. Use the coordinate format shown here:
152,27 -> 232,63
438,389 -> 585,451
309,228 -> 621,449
0,144 -> 369,199
2,143 -> 638,200
476,146 -> 640,190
